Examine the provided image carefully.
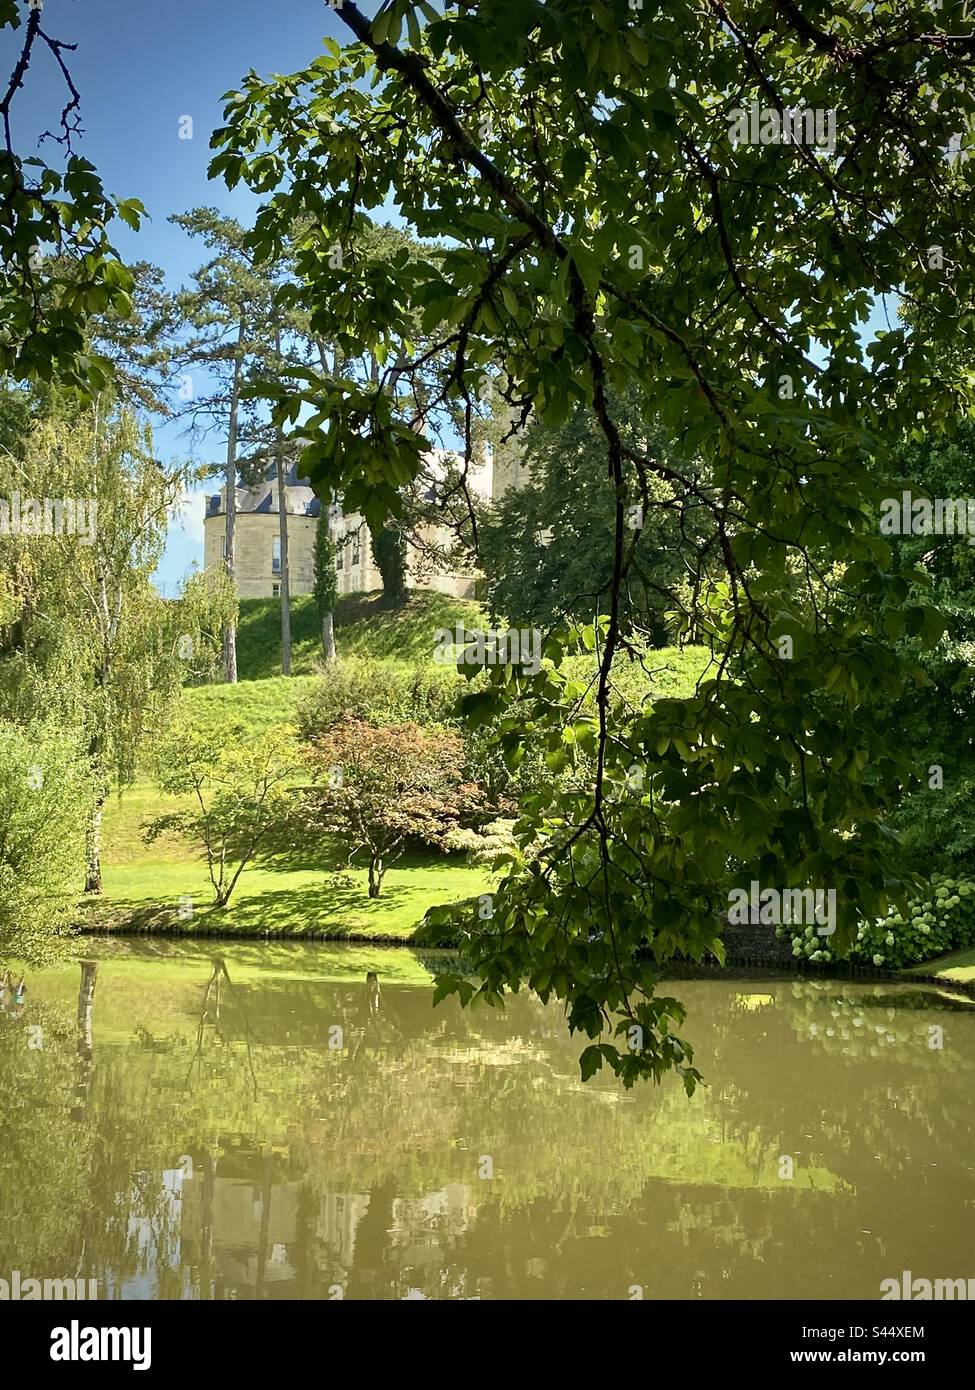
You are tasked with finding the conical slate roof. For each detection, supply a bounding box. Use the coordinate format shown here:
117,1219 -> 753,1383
206,463 -> 322,518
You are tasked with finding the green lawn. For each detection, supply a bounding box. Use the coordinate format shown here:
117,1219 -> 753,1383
90,600 -> 709,943
181,674 -> 319,730
233,589 -> 485,680
904,945 -> 975,986
81,781 -> 489,941
86,590 -> 496,938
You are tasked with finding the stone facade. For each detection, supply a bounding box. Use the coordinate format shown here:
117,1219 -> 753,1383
332,513 -> 385,597
203,469 -> 321,600
204,446 -> 508,601
203,508 -> 321,599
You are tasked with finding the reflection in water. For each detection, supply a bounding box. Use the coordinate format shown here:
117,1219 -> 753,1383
0,942 -> 973,1300
73,960 -> 97,1120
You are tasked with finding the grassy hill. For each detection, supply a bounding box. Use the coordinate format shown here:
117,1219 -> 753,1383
88,593 -> 713,941
233,589 -> 485,681
182,674 -> 319,730
181,589 -> 485,729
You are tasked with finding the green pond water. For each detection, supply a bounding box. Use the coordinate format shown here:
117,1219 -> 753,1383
0,939 -> 973,1300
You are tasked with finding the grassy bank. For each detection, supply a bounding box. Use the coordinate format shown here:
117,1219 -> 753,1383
181,674 -> 319,730
80,782 -> 490,941
85,779 -> 975,972
904,945 -> 975,987
176,590 -> 486,730
85,591 -> 492,938
88,600 -> 717,942
233,589 -> 485,680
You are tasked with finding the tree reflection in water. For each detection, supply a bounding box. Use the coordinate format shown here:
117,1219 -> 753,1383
0,945 -> 972,1300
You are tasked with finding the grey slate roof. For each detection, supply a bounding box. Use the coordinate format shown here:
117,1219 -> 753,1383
206,470 -> 321,518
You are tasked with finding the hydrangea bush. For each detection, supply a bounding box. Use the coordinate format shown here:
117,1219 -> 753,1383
780,875 -> 975,970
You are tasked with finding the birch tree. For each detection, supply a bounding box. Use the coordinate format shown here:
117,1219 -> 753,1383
0,400 -> 230,893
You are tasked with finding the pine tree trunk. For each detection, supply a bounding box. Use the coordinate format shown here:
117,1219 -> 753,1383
223,320 -> 244,685
322,609 -> 335,664
274,348 -> 292,676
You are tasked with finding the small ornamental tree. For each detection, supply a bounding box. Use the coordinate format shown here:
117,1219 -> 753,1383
303,718 -> 478,896
144,721 -> 298,909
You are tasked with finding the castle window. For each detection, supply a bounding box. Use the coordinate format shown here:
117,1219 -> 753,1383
272,582 -> 281,598
272,536 -> 282,575
352,532 -> 361,565
336,539 -> 344,570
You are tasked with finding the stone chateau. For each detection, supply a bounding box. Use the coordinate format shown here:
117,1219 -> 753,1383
203,443 -> 526,600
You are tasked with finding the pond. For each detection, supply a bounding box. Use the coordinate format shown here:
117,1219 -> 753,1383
1,940 -> 973,1300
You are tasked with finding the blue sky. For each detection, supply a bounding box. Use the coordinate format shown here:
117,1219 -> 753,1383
6,0 -> 352,591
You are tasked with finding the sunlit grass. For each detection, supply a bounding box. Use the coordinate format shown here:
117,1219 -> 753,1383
231,589 -> 485,680
904,945 -> 975,985
81,780 -> 488,940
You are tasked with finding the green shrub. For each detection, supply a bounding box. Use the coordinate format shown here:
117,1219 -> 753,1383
852,875 -> 975,969
779,873 -> 975,969
296,657 -> 461,735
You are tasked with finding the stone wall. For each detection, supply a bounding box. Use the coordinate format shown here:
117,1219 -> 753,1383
333,515 -> 384,595
203,513 -> 319,599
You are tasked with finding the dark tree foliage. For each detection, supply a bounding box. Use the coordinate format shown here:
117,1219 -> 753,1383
207,0 -> 975,1088
479,400 -> 703,640
370,522 -> 408,604
884,421 -> 975,869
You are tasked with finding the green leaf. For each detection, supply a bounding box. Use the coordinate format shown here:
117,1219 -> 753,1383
562,146 -> 587,189
579,1045 -> 604,1082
